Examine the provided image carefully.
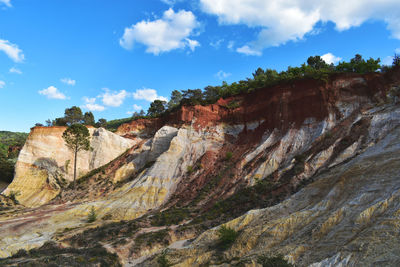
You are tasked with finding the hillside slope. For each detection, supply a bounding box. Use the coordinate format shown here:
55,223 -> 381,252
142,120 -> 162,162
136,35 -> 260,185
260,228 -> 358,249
0,68 -> 399,265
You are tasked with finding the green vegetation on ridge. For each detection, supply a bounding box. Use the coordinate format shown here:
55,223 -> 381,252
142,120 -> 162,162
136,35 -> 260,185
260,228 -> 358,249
0,131 -> 28,184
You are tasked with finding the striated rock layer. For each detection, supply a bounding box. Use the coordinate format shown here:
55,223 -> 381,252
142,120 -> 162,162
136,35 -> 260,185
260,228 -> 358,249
3,127 -> 135,207
150,105 -> 400,267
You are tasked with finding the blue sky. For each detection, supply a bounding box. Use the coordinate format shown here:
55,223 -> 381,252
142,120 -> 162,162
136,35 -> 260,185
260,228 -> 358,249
0,0 -> 399,132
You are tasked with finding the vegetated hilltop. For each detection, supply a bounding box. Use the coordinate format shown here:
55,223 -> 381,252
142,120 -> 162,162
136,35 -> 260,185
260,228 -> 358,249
0,56 -> 400,266
0,131 -> 28,188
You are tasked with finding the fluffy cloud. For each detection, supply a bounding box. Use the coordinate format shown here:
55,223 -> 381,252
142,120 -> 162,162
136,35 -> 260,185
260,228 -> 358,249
38,86 -> 67,100
0,0 -> 11,7
81,97 -> 105,111
61,78 -> 76,86
321,53 -> 342,64
0,39 -> 24,62
215,70 -> 231,80
133,88 -> 168,102
9,67 -> 22,74
101,89 -> 129,107
200,0 -> 400,55
120,8 -> 200,55
236,45 -> 261,56
0,81 -> 5,88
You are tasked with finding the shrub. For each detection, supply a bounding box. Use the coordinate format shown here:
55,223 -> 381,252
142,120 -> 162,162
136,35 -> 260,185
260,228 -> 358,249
257,254 -> 293,267
225,151 -> 233,161
87,206 -> 97,223
151,208 -> 190,226
157,250 -> 171,267
217,225 -> 239,249
187,165 -> 194,174
8,190 -> 20,204
226,100 -> 240,109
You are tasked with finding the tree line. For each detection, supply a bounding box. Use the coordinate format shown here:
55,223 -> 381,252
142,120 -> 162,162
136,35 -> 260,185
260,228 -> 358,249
144,54 -> 391,117
35,106 -> 107,128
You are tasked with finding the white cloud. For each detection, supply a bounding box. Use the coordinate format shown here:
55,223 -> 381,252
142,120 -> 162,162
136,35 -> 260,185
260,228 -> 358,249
38,86 -> 67,100
101,89 -> 128,107
127,104 -> 144,115
133,88 -> 168,102
200,0 -> 400,55
215,70 -> 231,80
0,0 -> 11,7
0,81 -> 5,88
9,67 -> 22,74
321,53 -> 342,64
81,97 -> 105,111
236,45 -> 261,56
0,39 -> 24,62
61,77 -> 76,86
395,48 -> 400,54
120,8 -> 200,55
186,38 -> 200,51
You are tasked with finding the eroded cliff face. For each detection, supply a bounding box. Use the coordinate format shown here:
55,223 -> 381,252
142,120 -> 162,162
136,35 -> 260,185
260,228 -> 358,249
1,69 -> 400,265
3,127 -> 135,207
147,105 -> 400,267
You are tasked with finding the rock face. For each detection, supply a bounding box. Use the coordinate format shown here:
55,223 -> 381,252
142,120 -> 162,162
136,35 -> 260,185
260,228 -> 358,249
156,105 -> 400,267
3,126 -> 134,207
1,68 -> 400,264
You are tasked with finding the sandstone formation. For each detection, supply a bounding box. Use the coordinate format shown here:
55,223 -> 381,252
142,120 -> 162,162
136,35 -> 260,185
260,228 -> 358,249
3,126 -> 135,207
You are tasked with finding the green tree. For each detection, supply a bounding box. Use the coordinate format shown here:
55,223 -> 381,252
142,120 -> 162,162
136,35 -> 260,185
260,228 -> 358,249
203,85 -> 222,104
62,124 -> 91,188
147,100 -> 167,117
168,90 -> 183,109
393,53 -> 400,66
307,55 -> 330,70
64,106 -> 83,125
252,67 -> 265,78
45,119 -> 52,127
87,206 -> 97,223
96,118 -> 107,128
139,110 -> 145,116
53,117 -> 67,126
181,89 -> 203,105
83,112 -> 95,126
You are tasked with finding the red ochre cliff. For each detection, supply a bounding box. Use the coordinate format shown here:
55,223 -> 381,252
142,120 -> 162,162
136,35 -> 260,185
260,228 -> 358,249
117,70 -> 398,138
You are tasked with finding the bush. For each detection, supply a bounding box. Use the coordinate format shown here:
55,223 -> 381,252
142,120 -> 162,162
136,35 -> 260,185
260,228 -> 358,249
187,165 -> 194,174
8,190 -> 20,204
157,250 -> 171,267
257,254 -> 293,267
87,206 -> 97,223
217,225 -> 239,249
225,151 -> 233,161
